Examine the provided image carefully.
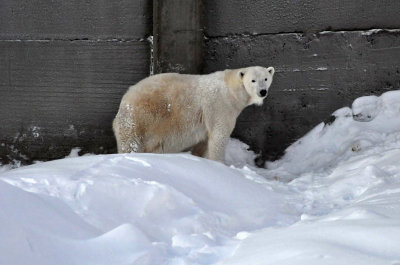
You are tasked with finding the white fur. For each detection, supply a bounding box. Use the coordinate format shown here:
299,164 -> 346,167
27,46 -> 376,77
113,66 -> 275,162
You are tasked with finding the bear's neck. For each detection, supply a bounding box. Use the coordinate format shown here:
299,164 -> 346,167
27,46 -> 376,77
224,70 -> 250,113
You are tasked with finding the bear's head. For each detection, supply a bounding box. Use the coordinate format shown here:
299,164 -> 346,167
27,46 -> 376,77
240,66 -> 275,106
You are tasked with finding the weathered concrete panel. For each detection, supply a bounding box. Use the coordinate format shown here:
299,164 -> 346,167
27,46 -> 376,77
205,0 -> 400,36
0,0 -> 152,40
153,0 -> 204,74
0,40 -> 149,163
205,30 -> 400,162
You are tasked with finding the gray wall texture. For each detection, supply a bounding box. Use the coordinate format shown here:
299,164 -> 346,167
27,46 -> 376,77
1,0 -> 400,164
0,0 -> 152,163
204,0 -> 400,162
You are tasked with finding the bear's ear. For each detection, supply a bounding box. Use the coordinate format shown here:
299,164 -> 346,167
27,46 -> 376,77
267,66 -> 275,76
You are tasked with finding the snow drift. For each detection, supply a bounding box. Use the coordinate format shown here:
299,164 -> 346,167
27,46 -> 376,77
1,90 -> 400,265
0,154 -> 297,265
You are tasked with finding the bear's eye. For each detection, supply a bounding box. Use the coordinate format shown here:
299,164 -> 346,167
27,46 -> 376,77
251,80 -> 256,83
265,78 -> 268,81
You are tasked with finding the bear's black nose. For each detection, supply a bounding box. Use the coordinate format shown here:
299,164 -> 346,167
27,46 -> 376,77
260,89 -> 267,97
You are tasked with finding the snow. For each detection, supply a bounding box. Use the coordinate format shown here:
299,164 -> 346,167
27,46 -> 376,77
360,28 -> 400,36
1,90 -> 400,265
319,28 -> 400,36
0,154 -> 294,265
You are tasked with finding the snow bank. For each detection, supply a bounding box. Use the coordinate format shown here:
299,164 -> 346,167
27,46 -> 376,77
0,164 -> 11,173
1,90 -> 400,265
264,90 -> 400,181
222,148 -> 400,265
0,153 -> 297,265
221,90 -> 400,264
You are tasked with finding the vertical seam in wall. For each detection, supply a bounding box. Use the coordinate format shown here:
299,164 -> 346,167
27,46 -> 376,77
148,36 -> 154,75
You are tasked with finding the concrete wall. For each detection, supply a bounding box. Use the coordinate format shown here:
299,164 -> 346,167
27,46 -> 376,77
153,0 -> 204,74
1,0 -> 400,164
204,0 -> 400,162
205,0 -> 400,36
0,0 -> 152,163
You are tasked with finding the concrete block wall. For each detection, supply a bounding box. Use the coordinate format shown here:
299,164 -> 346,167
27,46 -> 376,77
204,0 -> 400,162
0,0 -> 152,163
1,0 -> 399,164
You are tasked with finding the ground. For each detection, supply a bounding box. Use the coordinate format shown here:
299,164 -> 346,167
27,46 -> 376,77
1,90 -> 400,265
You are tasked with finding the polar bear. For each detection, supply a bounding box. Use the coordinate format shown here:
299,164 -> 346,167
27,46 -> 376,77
113,66 -> 275,162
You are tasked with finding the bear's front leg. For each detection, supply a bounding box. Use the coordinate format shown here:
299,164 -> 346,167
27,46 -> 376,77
190,139 -> 209,158
207,130 -> 229,162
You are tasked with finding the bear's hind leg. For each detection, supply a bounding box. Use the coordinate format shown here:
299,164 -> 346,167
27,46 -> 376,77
121,136 -> 144,153
113,119 -> 144,153
113,118 -> 124,153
